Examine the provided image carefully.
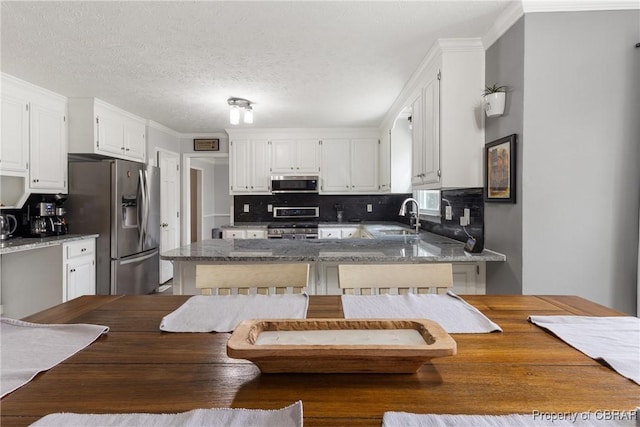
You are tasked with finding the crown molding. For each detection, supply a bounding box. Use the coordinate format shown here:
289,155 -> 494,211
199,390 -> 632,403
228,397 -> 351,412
522,0 -> 640,13
482,1 -> 525,50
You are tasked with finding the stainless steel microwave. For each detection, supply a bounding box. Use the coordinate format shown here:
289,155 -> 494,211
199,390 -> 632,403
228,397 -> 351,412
271,175 -> 319,193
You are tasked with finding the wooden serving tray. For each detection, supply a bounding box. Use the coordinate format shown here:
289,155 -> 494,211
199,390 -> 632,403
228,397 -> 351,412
227,318 -> 456,373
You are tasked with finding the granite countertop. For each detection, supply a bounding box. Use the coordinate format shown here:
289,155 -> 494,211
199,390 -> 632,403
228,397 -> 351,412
162,223 -> 505,263
0,234 -> 99,255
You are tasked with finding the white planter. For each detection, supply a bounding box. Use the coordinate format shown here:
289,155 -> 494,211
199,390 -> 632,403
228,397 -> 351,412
484,92 -> 506,117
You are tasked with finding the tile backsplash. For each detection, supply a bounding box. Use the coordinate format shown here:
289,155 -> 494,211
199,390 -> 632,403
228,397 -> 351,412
422,188 -> 484,244
234,193 -> 412,223
234,188 -> 485,244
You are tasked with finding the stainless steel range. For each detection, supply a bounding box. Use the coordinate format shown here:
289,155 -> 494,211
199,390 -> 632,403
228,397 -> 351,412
267,206 -> 319,239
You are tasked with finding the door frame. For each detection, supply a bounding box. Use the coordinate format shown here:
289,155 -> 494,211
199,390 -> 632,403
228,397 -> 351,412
181,152 -> 229,245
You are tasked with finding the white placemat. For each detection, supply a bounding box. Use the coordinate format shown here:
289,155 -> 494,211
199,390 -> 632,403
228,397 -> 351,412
0,318 -> 109,398
382,409 -> 639,427
529,315 -> 640,385
341,291 -> 502,333
31,400 -> 303,427
159,294 -> 309,333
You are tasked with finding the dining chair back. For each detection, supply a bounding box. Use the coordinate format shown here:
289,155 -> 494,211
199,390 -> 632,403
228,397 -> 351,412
338,263 -> 453,295
195,263 -> 310,295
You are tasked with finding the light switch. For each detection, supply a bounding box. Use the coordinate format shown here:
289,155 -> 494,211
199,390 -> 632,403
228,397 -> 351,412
367,204 -> 373,212
243,204 -> 250,213
445,206 -> 452,220
267,204 -> 273,212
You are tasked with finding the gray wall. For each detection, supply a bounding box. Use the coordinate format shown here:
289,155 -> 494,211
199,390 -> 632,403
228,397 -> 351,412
522,10 -> 639,314
486,10 -> 639,314
485,17 -> 525,295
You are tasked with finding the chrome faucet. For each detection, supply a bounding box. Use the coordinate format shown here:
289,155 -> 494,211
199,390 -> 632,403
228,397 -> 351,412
398,198 -> 421,233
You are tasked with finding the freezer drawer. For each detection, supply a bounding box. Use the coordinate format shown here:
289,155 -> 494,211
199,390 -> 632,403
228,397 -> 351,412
111,249 -> 159,295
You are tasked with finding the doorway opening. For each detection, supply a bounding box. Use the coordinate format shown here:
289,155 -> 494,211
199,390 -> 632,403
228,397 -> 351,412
190,168 -> 202,242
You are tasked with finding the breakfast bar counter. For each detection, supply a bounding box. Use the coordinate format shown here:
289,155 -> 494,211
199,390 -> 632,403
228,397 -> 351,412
161,225 -> 506,295
1,294 -> 637,427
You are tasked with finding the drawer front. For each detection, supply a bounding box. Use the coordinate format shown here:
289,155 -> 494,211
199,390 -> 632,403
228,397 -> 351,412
65,239 -> 95,259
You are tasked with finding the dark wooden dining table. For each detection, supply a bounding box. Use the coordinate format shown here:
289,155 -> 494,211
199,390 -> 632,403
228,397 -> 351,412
2,294 -> 638,426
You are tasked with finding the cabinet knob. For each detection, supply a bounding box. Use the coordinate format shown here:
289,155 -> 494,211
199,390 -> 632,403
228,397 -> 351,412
70,269 -> 75,273
161,223 -> 168,228
121,147 -> 125,150
126,148 -> 130,151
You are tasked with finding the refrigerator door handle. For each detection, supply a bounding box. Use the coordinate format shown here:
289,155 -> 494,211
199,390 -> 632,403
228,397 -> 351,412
119,250 -> 159,266
144,169 -> 151,242
138,169 -> 147,250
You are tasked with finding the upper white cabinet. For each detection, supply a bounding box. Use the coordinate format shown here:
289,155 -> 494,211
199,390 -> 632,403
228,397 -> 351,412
411,40 -> 484,189
411,71 -> 440,187
229,138 -> 271,194
68,98 -> 146,162
29,102 -> 68,191
320,138 -> 378,193
0,93 -> 29,174
271,139 -> 320,174
0,74 -> 68,203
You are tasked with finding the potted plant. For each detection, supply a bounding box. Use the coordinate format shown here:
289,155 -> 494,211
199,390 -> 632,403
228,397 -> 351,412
482,84 -> 507,117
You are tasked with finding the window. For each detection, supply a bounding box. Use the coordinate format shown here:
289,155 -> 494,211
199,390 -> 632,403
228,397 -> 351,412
414,190 -> 441,220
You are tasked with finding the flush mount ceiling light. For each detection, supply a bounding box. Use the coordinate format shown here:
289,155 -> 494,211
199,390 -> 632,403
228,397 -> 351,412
227,97 -> 253,125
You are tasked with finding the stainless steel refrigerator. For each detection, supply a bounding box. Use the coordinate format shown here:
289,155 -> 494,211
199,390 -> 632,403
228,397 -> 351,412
67,159 -> 160,295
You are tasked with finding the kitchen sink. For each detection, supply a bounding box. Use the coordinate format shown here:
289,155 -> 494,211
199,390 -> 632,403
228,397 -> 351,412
379,229 -> 420,235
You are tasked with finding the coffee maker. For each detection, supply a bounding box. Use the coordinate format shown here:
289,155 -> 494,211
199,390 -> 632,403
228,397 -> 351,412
29,202 -> 56,237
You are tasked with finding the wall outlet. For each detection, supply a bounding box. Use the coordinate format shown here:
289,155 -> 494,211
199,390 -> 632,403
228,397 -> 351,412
445,206 -> 452,220
460,216 -> 468,226
243,204 -> 250,213
267,204 -> 272,213
367,204 -> 373,212
463,208 -> 471,225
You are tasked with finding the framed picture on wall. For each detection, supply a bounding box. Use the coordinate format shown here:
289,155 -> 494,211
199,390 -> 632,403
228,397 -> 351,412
484,134 -> 516,203
194,138 -> 220,151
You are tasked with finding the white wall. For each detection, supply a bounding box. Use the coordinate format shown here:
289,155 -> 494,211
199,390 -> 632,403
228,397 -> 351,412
147,121 -> 181,165
522,10 -> 640,314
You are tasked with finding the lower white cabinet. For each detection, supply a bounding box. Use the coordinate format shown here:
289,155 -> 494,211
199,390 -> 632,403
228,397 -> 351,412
222,228 -> 267,239
317,261 -> 485,295
318,226 -> 363,239
63,239 -> 96,301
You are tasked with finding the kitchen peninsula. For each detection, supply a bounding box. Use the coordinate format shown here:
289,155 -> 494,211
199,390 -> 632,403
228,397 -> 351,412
161,224 -> 505,295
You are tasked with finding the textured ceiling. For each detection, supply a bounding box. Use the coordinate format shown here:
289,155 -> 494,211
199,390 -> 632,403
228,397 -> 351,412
1,1 -> 511,134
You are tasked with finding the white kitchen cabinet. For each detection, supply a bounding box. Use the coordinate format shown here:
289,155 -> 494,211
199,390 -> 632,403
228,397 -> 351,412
319,227 -> 342,239
29,101 -> 67,192
320,138 -> 378,193
63,239 -> 96,301
412,71 -> 440,187
0,93 -> 29,174
378,131 -> 391,192
68,98 -> 146,162
411,40 -> 484,190
222,228 -> 267,239
0,74 -> 67,196
271,139 -> 320,174
229,138 -> 271,194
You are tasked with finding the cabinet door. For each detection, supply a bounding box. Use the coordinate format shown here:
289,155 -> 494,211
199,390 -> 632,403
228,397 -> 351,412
29,102 -> 66,191
451,263 -> 479,294
319,228 -> 341,239
411,94 -> 424,186
421,73 -> 440,184
320,139 -> 350,193
251,139 -> 271,192
378,131 -> 391,191
271,139 -> 296,173
350,138 -> 378,192
230,139 -> 251,193
245,229 -> 267,239
123,117 -> 145,161
66,257 -> 96,301
295,139 -> 319,173
95,106 -> 125,156
222,229 -> 247,239
0,94 -> 29,173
